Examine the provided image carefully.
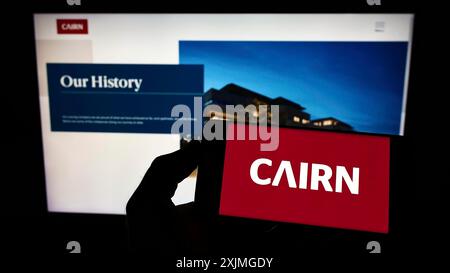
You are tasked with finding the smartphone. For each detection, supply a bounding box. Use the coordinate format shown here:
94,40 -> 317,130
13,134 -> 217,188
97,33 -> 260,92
195,122 -> 395,234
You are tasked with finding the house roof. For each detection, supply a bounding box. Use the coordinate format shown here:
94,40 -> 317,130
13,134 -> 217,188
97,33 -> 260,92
208,83 -> 306,110
219,83 -> 273,102
272,97 -> 305,110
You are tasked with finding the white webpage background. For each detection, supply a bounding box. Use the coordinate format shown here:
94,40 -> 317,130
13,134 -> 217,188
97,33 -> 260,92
34,14 -> 414,214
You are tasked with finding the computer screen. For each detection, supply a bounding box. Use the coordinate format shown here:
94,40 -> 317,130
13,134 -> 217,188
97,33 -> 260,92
33,14 -> 414,214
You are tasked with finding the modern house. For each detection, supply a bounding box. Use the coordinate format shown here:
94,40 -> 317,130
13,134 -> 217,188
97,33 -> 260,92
203,83 -> 311,127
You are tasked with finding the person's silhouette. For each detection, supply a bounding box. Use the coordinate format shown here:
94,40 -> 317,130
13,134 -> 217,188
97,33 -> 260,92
126,139 -> 281,256
126,140 -> 204,255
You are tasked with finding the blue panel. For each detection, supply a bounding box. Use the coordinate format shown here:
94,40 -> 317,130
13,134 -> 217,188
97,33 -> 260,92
47,63 -> 203,133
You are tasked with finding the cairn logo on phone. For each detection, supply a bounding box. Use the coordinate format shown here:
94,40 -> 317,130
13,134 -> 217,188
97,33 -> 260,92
219,124 -> 390,233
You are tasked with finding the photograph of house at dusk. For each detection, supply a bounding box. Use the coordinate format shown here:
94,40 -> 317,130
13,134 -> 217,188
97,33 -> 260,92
180,41 -> 409,135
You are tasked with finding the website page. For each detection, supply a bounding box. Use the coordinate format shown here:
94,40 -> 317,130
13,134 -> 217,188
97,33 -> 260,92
34,14 -> 414,215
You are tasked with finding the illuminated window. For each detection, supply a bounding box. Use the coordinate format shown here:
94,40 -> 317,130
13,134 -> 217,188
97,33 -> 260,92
314,122 -> 321,126
323,120 -> 333,126
302,119 -> 310,124
293,116 -> 300,123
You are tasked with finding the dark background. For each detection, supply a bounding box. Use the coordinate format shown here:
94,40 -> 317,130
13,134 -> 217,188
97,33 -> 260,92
8,0 -> 445,264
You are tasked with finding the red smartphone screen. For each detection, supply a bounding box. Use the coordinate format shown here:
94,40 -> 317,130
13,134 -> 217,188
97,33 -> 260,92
219,124 -> 390,233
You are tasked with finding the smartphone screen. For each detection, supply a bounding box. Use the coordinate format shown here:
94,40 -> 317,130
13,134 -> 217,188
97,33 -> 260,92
218,124 -> 390,233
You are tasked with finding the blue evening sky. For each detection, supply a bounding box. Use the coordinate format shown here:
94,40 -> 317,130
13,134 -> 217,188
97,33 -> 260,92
179,41 -> 408,135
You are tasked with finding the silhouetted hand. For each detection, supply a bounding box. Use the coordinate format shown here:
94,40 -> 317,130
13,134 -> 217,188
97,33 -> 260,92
126,139 -> 280,256
126,140 -> 202,255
